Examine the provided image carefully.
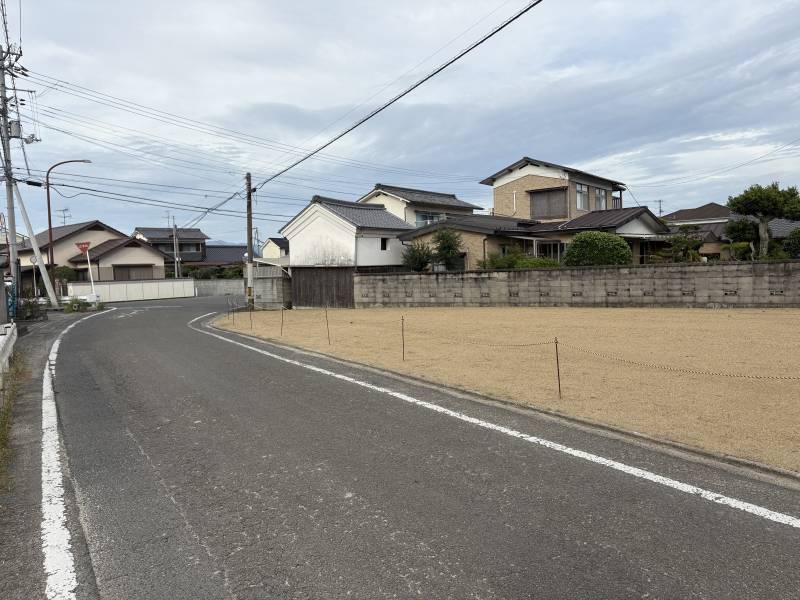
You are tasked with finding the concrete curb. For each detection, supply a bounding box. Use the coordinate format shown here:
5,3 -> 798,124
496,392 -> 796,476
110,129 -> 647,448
206,318 -> 800,489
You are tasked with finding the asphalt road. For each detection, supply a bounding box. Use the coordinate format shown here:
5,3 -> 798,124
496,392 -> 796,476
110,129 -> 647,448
25,298 -> 800,598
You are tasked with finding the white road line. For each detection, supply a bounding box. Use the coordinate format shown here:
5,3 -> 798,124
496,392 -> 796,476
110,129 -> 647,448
190,314 -> 800,530
41,309 -> 115,599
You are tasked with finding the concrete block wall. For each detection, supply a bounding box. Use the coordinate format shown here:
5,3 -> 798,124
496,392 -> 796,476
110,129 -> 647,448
194,279 -> 245,297
254,276 -> 291,309
354,261 -> 800,309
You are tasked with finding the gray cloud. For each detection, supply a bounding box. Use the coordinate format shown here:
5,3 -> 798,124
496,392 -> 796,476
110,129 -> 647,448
10,0 -> 800,240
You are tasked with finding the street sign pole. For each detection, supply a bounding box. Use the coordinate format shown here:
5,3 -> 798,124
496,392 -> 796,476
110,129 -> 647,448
75,241 -> 98,305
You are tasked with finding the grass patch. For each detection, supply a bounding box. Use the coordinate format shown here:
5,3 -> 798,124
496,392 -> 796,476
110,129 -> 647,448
0,353 -> 29,479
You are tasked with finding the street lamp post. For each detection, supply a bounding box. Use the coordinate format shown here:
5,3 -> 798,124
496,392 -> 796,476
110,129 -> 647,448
45,159 -> 91,271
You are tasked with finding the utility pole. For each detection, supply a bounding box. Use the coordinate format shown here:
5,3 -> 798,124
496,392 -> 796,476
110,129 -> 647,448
657,199 -> 663,217
171,216 -> 181,278
245,172 -> 254,308
0,45 -> 19,295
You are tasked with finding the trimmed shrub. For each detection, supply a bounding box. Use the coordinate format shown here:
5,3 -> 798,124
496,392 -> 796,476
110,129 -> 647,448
562,231 -> 632,266
783,229 -> 800,259
402,241 -> 434,272
479,246 -> 559,270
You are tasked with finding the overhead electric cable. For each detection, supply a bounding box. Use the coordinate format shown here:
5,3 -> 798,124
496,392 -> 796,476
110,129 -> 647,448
253,0 -> 546,191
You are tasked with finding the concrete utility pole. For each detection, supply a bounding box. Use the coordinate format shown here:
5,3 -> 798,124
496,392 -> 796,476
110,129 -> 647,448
0,46 -> 19,293
172,216 -> 181,278
245,172 -> 254,308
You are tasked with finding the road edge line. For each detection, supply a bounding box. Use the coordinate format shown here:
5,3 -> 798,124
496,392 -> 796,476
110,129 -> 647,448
190,314 -> 800,531
41,308 -> 115,599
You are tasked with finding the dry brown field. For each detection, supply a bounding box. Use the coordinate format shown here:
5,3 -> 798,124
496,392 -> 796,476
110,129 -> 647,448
216,307 -> 800,472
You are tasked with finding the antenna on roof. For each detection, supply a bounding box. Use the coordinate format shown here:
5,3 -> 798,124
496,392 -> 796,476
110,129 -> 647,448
56,207 -> 71,226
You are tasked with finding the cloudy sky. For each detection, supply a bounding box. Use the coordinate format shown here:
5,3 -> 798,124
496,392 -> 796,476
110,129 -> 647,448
8,0 -> 800,242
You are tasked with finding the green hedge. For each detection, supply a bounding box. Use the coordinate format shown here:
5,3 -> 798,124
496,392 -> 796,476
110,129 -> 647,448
562,231 -> 632,266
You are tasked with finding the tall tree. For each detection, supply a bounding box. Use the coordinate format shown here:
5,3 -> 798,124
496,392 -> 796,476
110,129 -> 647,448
727,183 -> 800,258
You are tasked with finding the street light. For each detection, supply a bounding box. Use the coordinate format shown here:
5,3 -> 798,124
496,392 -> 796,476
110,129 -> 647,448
46,159 -> 91,270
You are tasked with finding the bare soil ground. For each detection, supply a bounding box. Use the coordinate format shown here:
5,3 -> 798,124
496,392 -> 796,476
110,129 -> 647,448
216,307 -> 800,472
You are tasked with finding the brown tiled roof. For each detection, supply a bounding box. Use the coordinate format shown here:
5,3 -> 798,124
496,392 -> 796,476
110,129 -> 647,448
18,220 -> 127,251
67,237 -> 167,263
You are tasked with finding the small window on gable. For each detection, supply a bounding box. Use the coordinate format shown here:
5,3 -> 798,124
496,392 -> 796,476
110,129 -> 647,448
380,237 -> 388,251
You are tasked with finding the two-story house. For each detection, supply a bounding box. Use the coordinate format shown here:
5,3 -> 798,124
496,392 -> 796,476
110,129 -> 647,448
132,227 -> 209,268
480,157 -> 625,221
357,184 -> 482,227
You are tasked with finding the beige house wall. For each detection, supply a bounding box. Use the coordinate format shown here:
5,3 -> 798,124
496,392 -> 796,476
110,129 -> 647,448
363,192 -> 475,226
492,174 -> 565,218
410,230 -> 503,270
493,175 -> 618,221
19,228 -> 123,268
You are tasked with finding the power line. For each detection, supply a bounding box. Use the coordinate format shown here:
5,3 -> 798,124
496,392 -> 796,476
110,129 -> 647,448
45,184 -> 287,224
254,0 -> 546,191
287,0 -> 520,153
22,70 -> 478,181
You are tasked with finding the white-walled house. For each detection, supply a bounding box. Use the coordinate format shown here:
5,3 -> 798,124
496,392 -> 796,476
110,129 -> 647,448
280,196 -> 413,268
358,184 -> 481,227
258,237 -> 289,267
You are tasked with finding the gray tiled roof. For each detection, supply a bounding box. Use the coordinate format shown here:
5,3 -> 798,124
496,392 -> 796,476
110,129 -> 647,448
133,227 -> 209,242
530,207 -> 669,233
663,202 -> 730,222
205,245 -> 248,263
479,156 -> 626,189
768,218 -> 800,239
372,184 -> 481,210
314,196 -> 414,230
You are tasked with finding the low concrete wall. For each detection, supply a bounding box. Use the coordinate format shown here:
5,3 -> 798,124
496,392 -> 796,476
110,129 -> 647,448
68,279 -> 196,303
194,279 -> 244,297
354,261 -> 800,308
254,276 -> 291,309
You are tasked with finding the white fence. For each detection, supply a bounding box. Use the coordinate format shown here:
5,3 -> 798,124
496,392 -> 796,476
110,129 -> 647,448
67,279 -> 196,303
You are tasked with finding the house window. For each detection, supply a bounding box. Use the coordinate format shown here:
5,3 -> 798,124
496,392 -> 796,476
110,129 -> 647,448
537,241 -> 566,261
595,188 -> 607,210
380,238 -> 388,251
576,184 -> 589,211
415,212 -> 444,227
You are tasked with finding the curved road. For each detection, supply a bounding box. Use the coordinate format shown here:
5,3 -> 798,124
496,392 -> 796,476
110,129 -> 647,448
25,298 -> 800,598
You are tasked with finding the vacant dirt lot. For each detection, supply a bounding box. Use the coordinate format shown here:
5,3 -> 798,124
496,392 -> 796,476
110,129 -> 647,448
216,307 -> 800,472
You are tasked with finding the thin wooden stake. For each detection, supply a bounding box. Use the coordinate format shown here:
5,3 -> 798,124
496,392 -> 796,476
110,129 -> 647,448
249,304 -> 253,329
325,305 -> 331,345
401,316 -> 405,361
554,336 -> 562,400
280,306 -> 284,336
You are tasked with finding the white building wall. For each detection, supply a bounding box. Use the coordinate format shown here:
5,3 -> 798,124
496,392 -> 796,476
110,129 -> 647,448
283,205 -> 356,267
491,164 -> 567,188
356,235 -> 405,266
